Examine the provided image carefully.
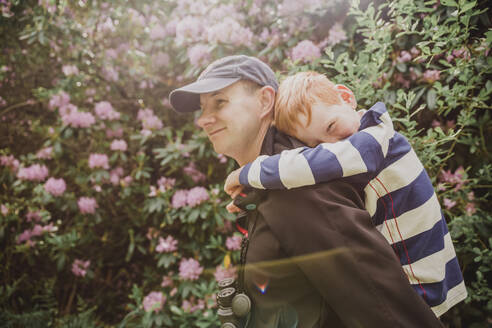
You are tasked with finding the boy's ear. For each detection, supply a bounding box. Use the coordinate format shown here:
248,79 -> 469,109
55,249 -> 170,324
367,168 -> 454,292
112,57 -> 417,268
258,85 -> 275,119
335,84 -> 357,109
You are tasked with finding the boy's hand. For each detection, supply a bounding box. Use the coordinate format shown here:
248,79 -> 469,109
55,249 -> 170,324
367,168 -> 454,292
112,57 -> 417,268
224,168 -> 243,196
225,186 -> 243,213
226,201 -> 241,213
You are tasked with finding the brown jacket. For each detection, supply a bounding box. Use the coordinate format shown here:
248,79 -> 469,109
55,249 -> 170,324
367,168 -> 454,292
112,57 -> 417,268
242,127 -> 442,328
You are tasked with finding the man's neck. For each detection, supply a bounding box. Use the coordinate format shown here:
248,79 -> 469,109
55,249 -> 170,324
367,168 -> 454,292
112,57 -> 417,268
235,122 -> 271,166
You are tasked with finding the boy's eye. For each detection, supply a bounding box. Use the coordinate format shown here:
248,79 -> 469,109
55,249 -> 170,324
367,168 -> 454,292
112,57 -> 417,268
326,122 -> 335,132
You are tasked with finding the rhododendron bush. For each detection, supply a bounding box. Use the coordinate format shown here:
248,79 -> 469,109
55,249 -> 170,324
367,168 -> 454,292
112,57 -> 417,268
1,0 -> 491,327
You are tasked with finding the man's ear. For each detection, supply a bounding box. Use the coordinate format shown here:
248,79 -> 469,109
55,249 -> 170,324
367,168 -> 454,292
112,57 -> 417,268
258,86 -> 275,119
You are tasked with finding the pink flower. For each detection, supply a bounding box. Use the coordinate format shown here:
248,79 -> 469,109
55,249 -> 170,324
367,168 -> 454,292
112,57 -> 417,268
423,69 -> 441,83
48,91 -> 70,110
156,236 -> 178,253
88,153 -> 109,169
187,44 -> 210,67
17,229 -> 32,244
161,275 -> 174,287
121,175 -> 133,187
183,163 -> 206,183
72,259 -> 90,277
153,52 -> 170,67
149,24 -> 167,40
109,167 -> 124,186
291,40 -> 321,63
137,108 -> 163,130
465,202 -> 476,215
226,235 -> 242,251
78,197 -> 98,214
0,155 -> 19,172
182,298 -> 205,313
26,211 -> 42,222
36,147 -> 53,159
217,154 -> 227,164
395,73 -> 410,89
431,120 -> 441,128
397,50 -> 412,63
186,187 -> 209,207
44,177 -> 66,196
61,110 -> 96,128
179,258 -> 203,281
62,65 -> 79,76
452,47 -> 470,60
110,139 -> 127,151
157,177 -> 176,190
443,198 -> 456,209
94,101 -> 120,120
172,190 -> 189,209
439,166 -> 465,190
102,67 -> 119,82
106,127 -> 123,138
327,23 -> 347,46
1,204 -> 8,216
214,265 -> 237,282
143,291 -> 166,313
175,16 -> 204,45
17,164 -> 49,181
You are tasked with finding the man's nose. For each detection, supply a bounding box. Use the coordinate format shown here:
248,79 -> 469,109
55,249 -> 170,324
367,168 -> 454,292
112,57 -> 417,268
196,110 -> 216,128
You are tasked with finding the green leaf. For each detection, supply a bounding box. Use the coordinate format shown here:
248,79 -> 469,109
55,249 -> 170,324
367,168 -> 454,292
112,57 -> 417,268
426,89 -> 437,110
440,0 -> 458,7
460,1 -> 476,13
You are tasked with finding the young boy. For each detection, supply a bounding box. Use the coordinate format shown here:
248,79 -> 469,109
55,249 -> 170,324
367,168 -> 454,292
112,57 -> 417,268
224,71 -> 467,317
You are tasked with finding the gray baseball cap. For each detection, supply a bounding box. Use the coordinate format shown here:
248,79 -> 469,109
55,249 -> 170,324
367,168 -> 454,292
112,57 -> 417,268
169,55 -> 278,113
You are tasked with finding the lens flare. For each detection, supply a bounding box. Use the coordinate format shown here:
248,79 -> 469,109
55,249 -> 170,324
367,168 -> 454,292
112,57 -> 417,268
255,281 -> 269,294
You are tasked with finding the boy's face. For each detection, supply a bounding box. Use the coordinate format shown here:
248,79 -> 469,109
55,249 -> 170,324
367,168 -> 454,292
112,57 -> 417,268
293,102 -> 361,147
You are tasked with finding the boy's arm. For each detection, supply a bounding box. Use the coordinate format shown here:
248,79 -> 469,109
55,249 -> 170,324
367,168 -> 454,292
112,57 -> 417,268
237,102 -> 394,190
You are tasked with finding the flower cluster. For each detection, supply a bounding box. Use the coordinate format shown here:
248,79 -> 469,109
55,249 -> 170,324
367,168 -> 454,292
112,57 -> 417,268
142,291 -> 166,313
183,162 -> 206,183
17,164 -> 49,181
72,259 -> 91,277
94,101 -> 121,121
36,147 -> 53,160
156,235 -> 178,253
61,107 -> 96,128
225,235 -> 242,251
78,197 -> 98,214
110,139 -> 127,151
179,258 -> 203,281
88,153 -> 109,169
44,177 -> 66,196
290,40 -> 321,63
137,108 -> 163,132
0,154 -> 20,172
17,223 -> 57,245
171,186 -> 209,209
182,297 -> 206,313
214,264 -> 237,282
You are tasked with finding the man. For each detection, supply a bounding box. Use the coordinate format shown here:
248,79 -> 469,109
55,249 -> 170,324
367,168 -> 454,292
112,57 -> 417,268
170,55 -> 443,327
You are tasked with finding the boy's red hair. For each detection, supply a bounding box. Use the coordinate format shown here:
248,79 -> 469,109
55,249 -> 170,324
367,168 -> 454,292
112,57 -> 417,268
274,71 -> 356,135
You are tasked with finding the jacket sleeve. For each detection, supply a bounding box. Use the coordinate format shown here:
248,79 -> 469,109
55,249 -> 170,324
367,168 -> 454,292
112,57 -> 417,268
259,180 -> 443,328
239,104 -> 395,190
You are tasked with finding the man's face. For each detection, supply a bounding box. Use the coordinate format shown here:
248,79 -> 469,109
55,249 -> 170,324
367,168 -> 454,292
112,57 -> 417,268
293,102 -> 361,147
197,82 -> 263,162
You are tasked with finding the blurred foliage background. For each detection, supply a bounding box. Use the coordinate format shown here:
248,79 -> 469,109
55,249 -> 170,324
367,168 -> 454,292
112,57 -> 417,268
0,0 -> 491,327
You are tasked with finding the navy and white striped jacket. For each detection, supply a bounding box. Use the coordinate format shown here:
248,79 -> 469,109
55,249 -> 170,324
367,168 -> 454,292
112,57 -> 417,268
239,102 -> 467,317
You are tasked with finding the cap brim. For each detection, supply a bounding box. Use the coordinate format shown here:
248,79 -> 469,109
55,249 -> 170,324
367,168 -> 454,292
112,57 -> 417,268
169,77 -> 241,113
